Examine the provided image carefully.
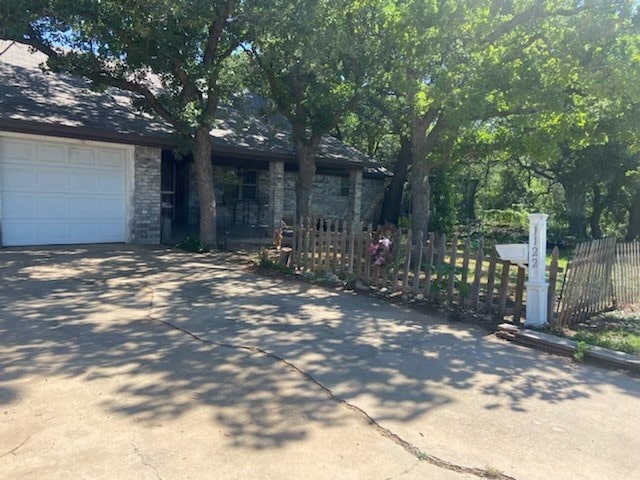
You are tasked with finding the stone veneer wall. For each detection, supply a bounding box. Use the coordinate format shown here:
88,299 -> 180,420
132,146 -> 162,244
361,177 -> 386,225
185,164 -> 386,228
283,172 -> 385,225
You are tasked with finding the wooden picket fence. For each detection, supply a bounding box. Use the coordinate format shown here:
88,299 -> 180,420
289,218 -> 562,324
555,238 -> 616,328
554,238 -> 640,328
613,241 -> 640,309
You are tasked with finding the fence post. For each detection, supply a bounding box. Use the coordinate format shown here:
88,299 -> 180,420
461,236 -> 471,305
436,233 -> 446,287
484,248 -> 498,314
347,220 -> 355,274
547,247 -> 559,326
339,220 -> 347,273
513,266 -> 526,325
413,231 -> 424,295
447,235 -> 458,302
471,239 -> 484,310
423,232 -> 435,298
497,261 -> 511,319
310,216 -> 317,271
388,227 -> 400,291
353,222 -> 363,278
402,229 -> 413,293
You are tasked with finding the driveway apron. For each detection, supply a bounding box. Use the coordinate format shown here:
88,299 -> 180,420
1,245 -> 639,480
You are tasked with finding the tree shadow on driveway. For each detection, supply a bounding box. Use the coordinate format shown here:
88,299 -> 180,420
1,245 -> 639,471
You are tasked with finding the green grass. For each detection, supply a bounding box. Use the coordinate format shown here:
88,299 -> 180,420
572,328 -> 640,356
548,246 -> 571,272
569,311 -> 640,356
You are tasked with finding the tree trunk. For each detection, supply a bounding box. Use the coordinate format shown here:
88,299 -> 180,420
559,176 -> 587,240
626,192 -> 640,241
461,178 -> 479,221
410,159 -> 432,242
409,110 -> 446,244
380,136 -> 412,226
294,141 -> 319,221
193,127 -> 216,246
589,185 -> 604,240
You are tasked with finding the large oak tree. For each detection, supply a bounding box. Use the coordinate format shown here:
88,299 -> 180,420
375,0 -> 640,241
246,0 -> 384,221
1,0 -> 250,245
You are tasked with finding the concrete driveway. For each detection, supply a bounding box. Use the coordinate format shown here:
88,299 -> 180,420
1,245 -> 638,480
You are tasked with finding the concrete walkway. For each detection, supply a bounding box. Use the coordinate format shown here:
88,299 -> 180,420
1,245 -> 638,480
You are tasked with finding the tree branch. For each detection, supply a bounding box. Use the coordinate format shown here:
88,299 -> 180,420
513,155 -> 556,182
482,1 -> 583,45
87,71 -> 177,127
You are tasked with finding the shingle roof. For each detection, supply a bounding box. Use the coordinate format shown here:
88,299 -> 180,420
0,40 -> 387,175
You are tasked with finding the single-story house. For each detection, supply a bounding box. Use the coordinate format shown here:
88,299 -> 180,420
0,40 -> 388,247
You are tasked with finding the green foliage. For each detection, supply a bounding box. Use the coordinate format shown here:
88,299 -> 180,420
429,166 -> 460,235
3,1 -> 640,243
1,0 -> 248,133
247,0 -> 384,142
572,311 -> 640,356
484,209 -> 528,228
258,250 -> 294,275
340,272 -> 358,290
398,216 -> 412,230
371,0 -> 640,239
573,330 -> 640,356
175,236 -> 211,253
429,262 -> 469,299
573,340 -> 591,362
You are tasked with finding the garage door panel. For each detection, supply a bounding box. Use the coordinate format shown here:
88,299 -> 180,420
98,150 -> 125,168
69,147 -> 96,166
1,140 -> 35,161
68,196 -> 105,218
68,170 -> 98,192
1,138 -> 130,246
67,196 -> 125,219
4,193 -> 38,219
37,222 -> 68,244
38,195 -> 68,217
99,171 -> 126,194
70,222 -> 100,243
98,198 -> 126,218
4,166 -> 35,191
37,167 -> 67,191
2,221 -> 38,245
97,221 -> 126,241
37,144 -> 66,164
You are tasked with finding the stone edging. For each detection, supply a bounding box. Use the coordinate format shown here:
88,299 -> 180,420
496,323 -> 640,373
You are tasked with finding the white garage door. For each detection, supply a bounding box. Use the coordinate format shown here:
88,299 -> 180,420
1,137 -> 129,246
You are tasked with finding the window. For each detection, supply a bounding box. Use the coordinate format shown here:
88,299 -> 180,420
240,170 -> 257,200
340,176 -> 350,196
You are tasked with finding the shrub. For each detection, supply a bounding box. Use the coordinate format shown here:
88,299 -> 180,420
175,236 -> 211,253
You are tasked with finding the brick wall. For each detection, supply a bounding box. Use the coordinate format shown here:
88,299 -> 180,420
283,171 -> 384,225
132,146 -> 161,244
361,177 -> 386,225
186,164 -> 386,229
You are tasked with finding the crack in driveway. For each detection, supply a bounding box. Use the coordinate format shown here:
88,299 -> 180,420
144,286 -> 515,480
0,436 -> 31,459
132,438 -> 164,480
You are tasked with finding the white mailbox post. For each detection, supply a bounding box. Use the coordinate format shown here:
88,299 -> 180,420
525,213 -> 548,327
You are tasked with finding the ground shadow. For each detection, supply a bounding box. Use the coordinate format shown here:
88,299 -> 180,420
1,245 -> 638,454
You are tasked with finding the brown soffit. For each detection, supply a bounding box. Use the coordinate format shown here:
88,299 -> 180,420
0,119 -> 389,177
